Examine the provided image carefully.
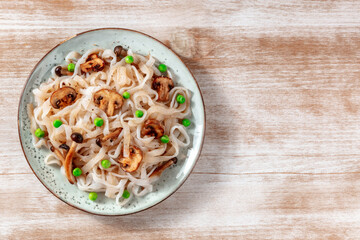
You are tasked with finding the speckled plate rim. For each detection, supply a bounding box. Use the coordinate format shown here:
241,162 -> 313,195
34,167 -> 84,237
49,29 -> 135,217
17,28 -> 206,216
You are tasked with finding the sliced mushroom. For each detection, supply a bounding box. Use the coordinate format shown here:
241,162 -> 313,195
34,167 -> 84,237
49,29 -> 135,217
141,119 -> 164,139
88,54 -> 98,60
50,86 -> 77,109
96,128 -> 122,147
152,76 -> 174,101
118,146 -> 143,173
80,54 -> 105,73
94,89 -> 123,116
150,158 -> 177,178
64,133 -> 84,184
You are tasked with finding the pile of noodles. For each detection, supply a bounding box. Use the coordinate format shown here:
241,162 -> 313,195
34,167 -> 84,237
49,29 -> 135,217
27,47 -> 191,205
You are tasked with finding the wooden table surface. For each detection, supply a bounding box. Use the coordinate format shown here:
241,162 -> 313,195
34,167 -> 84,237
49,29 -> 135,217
3,0 -> 360,239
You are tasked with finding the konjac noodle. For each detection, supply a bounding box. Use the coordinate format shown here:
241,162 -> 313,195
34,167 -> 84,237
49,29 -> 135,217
28,46 -> 191,205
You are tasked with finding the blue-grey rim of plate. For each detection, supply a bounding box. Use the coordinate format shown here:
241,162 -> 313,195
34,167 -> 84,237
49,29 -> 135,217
18,28 -> 206,216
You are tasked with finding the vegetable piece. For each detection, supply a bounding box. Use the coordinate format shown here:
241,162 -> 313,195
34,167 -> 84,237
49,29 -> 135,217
53,119 -> 63,128
54,66 -> 73,77
150,158 -> 177,178
101,159 -> 111,169
114,45 -> 123,56
122,190 -> 130,199
152,76 -> 174,102
96,128 -> 122,147
96,138 -> 102,147
118,146 -> 143,173
89,192 -> 98,201
35,128 -> 45,138
125,55 -> 134,64
55,66 -> 62,77
59,143 -> 70,151
50,144 -> 65,165
158,64 -> 167,72
72,167 -> 82,176
182,118 -> 191,127
141,119 -> 164,139
64,132 -> 84,184
122,91 -> 130,99
71,133 -> 83,143
114,45 -> 127,59
80,54 -> 105,73
67,63 -> 75,72
102,128 -> 122,141
160,135 -> 169,143
176,94 -> 185,104
94,89 -> 123,116
135,110 -> 143,118
50,86 -> 77,109
94,117 -> 104,127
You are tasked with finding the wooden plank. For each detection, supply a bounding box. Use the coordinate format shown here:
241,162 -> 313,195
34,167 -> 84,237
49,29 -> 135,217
2,173 -> 360,239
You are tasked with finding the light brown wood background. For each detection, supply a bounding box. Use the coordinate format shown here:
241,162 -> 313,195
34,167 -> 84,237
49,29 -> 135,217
2,0 -> 360,239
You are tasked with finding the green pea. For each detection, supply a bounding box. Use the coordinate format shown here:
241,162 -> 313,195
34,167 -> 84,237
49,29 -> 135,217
123,91 -> 130,99
182,118 -> 191,127
94,117 -> 104,127
67,63 -> 75,72
125,55 -> 134,64
53,119 -> 63,128
73,167 -> 82,177
135,110 -> 144,118
158,64 -> 167,72
89,192 -> 98,201
122,190 -> 130,199
34,128 -> 45,138
176,94 -> 185,104
160,135 -> 169,143
101,159 -> 111,169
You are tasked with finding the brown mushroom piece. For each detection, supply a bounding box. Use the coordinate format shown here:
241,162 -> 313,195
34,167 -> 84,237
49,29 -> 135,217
64,133 -> 84,184
50,86 -> 77,109
54,66 -> 73,77
141,119 -> 164,139
88,53 -> 98,60
118,146 -> 143,173
49,144 -> 65,166
80,54 -> 105,73
150,158 -> 177,178
96,128 -> 122,147
94,89 -> 123,116
59,143 -> 70,152
152,76 -> 174,101
114,45 -> 127,60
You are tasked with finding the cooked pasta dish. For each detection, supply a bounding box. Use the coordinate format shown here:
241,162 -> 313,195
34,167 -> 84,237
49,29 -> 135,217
27,46 -> 191,205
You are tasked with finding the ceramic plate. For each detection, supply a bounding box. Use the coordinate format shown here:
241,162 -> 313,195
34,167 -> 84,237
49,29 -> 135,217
18,28 -> 205,215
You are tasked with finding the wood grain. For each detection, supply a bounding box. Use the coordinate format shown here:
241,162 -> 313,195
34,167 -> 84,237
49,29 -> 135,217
3,0 -> 360,239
